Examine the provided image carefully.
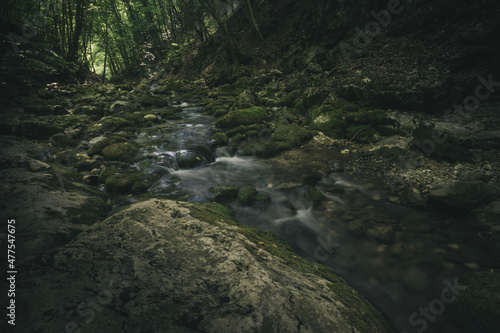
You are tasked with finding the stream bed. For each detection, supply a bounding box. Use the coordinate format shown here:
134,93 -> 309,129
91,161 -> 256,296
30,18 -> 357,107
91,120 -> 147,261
123,101 -> 489,333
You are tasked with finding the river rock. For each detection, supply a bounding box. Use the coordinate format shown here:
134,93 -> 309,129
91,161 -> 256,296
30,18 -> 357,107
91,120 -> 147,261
209,185 -> 239,203
469,201 -> 500,257
110,100 -> 139,113
427,181 -> 493,213
238,89 -> 259,105
176,147 -> 215,169
10,200 -> 390,332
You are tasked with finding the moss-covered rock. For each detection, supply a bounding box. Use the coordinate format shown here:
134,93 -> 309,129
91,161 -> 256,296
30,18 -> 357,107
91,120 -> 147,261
176,147 -> 215,169
126,112 -> 147,125
203,100 -> 225,114
159,109 -> 182,120
49,133 -> 76,148
215,106 -> 269,129
209,185 -> 239,203
231,133 -> 246,144
88,136 -> 129,156
227,125 -> 247,137
73,105 -> 105,119
307,99 -> 398,143
238,185 -> 271,205
110,101 -> 139,113
211,132 -> 229,147
305,185 -> 326,204
140,96 -> 168,107
102,142 -> 138,163
99,117 -> 135,133
272,125 -> 314,147
104,172 -> 148,195
456,271 -> 500,333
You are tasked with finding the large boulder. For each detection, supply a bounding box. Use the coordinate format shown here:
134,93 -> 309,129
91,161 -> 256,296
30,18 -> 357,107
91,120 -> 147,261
12,200 -> 392,333
427,181 -> 494,213
456,271 -> 500,333
468,201 -> 500,257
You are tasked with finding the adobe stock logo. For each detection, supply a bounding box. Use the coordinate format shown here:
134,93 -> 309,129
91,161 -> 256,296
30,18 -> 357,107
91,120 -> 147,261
340,0 -> 404,60
401,277 -> 467,333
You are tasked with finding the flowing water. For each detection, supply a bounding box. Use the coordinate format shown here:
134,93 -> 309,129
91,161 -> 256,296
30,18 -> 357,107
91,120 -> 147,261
129,101 -> 491,333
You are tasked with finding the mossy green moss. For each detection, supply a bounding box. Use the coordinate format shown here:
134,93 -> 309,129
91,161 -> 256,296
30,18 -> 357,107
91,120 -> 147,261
188,202 -> 394,333
105,173 -> 151,195
307,99 -> 398,143
65,197 -> 111,225
203,100 -> 225,114
272,125 -> 314,147
209,185 -> 239,203
231,133 -> 246,144
305,185 -> 325,204
88,136 -> 129,156
227,125 -> 247,137
456,270 -> 500,333
100,117 -> 135,133
238,186 -> 271,205
215,106 -> 269,129
211,132 -> 229,147
102,142 -> 138,162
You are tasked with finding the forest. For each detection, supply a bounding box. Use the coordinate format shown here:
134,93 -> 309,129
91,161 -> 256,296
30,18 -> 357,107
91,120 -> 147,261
1,0 -> 500,333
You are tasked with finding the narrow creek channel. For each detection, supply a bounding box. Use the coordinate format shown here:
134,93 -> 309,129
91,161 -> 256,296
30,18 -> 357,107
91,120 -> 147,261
118,99 -> 490,333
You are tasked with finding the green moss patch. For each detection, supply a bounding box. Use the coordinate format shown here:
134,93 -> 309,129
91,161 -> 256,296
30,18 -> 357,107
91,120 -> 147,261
211,132 -> 229,147
238,186 -> 271,205
99,117 -> 135,133
307,99 -> 398,143
88,136 -> 128,156
272,125 -> 314,147
215,106 -> 269,129
102,142 -> 138,163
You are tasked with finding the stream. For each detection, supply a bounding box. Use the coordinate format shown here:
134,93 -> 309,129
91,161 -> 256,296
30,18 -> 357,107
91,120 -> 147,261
121,99 -> 489,333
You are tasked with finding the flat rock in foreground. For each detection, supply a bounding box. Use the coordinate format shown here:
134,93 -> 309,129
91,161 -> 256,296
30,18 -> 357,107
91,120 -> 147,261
12,199 -> 391,333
